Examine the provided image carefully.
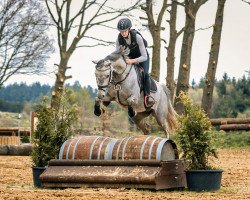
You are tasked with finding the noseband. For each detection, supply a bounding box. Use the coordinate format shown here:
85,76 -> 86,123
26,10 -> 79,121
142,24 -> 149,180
96,66 -> 112,92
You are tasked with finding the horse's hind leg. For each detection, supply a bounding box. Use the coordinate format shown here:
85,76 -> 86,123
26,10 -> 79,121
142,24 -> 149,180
152,110 -> 170,138
131,111 -> 151,135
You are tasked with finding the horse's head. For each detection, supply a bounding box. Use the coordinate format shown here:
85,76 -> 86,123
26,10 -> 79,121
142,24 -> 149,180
93,46 -> 130,100
93,59 -> 111,100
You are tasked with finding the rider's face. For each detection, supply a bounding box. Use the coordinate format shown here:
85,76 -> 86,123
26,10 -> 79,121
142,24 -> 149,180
120,30 -> 129,38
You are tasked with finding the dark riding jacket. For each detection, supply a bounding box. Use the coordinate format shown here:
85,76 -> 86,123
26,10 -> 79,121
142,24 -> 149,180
118,30 -> 148,59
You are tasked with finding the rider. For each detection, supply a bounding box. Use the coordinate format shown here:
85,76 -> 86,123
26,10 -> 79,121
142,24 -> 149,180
116,17 -> 155,108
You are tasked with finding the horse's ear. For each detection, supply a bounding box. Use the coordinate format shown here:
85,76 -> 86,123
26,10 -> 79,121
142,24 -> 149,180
104,60 -> 111,66
123,47 -> 130,56
92,60 -> 99,64
119,45 -> 125,51
119,46 -> 130,57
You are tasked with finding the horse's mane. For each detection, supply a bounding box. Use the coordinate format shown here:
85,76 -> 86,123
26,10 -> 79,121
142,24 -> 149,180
105,50 -> 121,61
105,46 -> 130,62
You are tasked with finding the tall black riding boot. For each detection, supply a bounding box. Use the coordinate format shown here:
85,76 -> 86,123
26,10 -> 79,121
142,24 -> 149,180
144,73 -> 155,108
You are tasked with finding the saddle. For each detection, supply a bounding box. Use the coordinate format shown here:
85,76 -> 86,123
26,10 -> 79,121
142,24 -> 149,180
134,65 -> 157,93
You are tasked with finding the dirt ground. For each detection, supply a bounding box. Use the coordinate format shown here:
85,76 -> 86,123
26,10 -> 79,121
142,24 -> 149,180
0,149 -> 249,200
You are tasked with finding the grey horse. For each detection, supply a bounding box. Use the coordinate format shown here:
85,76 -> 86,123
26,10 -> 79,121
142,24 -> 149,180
93,48 -> 178,138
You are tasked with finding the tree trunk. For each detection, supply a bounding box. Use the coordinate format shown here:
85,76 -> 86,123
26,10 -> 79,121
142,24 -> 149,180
174,0 -> 208,114
141,0 -> 168,82
151,30 -> 161,81
201,0 -> 226,116
166,1 -> 178,103
174,15 -> 196,113
51,57 -> 69,111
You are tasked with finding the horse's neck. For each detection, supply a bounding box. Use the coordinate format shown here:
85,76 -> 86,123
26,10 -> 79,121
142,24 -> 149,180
115,63 -> 138,82
106,65 -> 142,107
113,59 -> 127,74
112,65 -> 138,92
125,65 -> 137,83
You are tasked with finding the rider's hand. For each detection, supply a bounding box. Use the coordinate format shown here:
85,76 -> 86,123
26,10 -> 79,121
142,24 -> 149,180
126,58 -> 137,64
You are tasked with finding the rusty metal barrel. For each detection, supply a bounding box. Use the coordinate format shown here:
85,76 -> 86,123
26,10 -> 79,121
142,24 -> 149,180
112,135 -> 178,160
59,135 -> 178,161
59,136 -> 112,160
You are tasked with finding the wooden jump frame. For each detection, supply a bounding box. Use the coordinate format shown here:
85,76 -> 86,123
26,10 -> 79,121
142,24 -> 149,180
210,118 -> 250,131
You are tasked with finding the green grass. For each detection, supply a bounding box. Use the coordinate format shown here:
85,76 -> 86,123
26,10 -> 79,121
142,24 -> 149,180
0,111 -> 30,127
212,130 -> 250,149
152,130 -> 250,149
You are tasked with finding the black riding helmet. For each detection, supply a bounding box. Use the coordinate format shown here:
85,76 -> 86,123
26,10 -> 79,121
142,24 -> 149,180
117,18 -> 132,31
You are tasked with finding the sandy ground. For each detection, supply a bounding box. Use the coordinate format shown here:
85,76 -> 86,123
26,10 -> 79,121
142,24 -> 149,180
0,149 -> 249,200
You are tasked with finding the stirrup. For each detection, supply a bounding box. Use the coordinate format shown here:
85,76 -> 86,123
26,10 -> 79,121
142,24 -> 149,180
144,95 -> 155,108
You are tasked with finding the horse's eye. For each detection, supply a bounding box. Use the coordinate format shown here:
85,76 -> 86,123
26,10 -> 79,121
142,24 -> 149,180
106,75 -> 109,78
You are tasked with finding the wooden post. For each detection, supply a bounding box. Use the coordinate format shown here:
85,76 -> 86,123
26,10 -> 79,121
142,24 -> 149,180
30,112 -> 38,142
210,118 -> 250,125
220,124 -> 250,131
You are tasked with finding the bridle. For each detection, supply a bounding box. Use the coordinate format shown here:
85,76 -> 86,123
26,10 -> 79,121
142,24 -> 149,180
96,55 -> 133,96
95,55 -> 135,107
95,65 -> 112,92
110,65 -> 132,87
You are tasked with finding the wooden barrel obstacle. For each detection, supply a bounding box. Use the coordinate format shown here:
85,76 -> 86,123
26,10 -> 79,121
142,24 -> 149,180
0,144 -> 32,155
41,135 -> 186,190
0,136 -> 32,156
0,136 -> 20,145
58,135 -> 178,161
210,118 -> 250,131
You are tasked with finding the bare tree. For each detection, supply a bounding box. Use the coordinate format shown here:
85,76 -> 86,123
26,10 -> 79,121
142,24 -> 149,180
174,0 -> 208,114
241,0 -> 250,5
201,0 -> 226,116
140,0 -> 169,81
166,0 -> 184,102
0,0 -> 54,87
45,0 -> 142,111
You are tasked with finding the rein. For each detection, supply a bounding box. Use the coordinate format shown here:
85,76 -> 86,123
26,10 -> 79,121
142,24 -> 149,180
110,54 -> 133,87
110,64 -> 133,87
111,63 -> 134,107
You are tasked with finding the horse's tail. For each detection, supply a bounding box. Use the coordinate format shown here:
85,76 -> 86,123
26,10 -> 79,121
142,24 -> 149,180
162,85 -> 179,133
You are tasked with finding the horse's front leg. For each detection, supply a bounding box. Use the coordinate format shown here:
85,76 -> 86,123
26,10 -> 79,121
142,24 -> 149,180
126,95 -> 138,118
94,98 -> 102,116
94,95 -> 112,116
126,95 -> 137,106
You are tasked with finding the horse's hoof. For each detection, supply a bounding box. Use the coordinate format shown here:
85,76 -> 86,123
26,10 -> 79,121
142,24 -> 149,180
128,106 -> 136,118
94,110 -> 101,116
94,105 -> 102,116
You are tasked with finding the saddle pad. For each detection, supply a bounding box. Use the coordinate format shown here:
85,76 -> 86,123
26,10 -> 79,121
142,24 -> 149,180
134,65 -> 157,93
149,77 -> 157,93
134,65 -> 144,92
